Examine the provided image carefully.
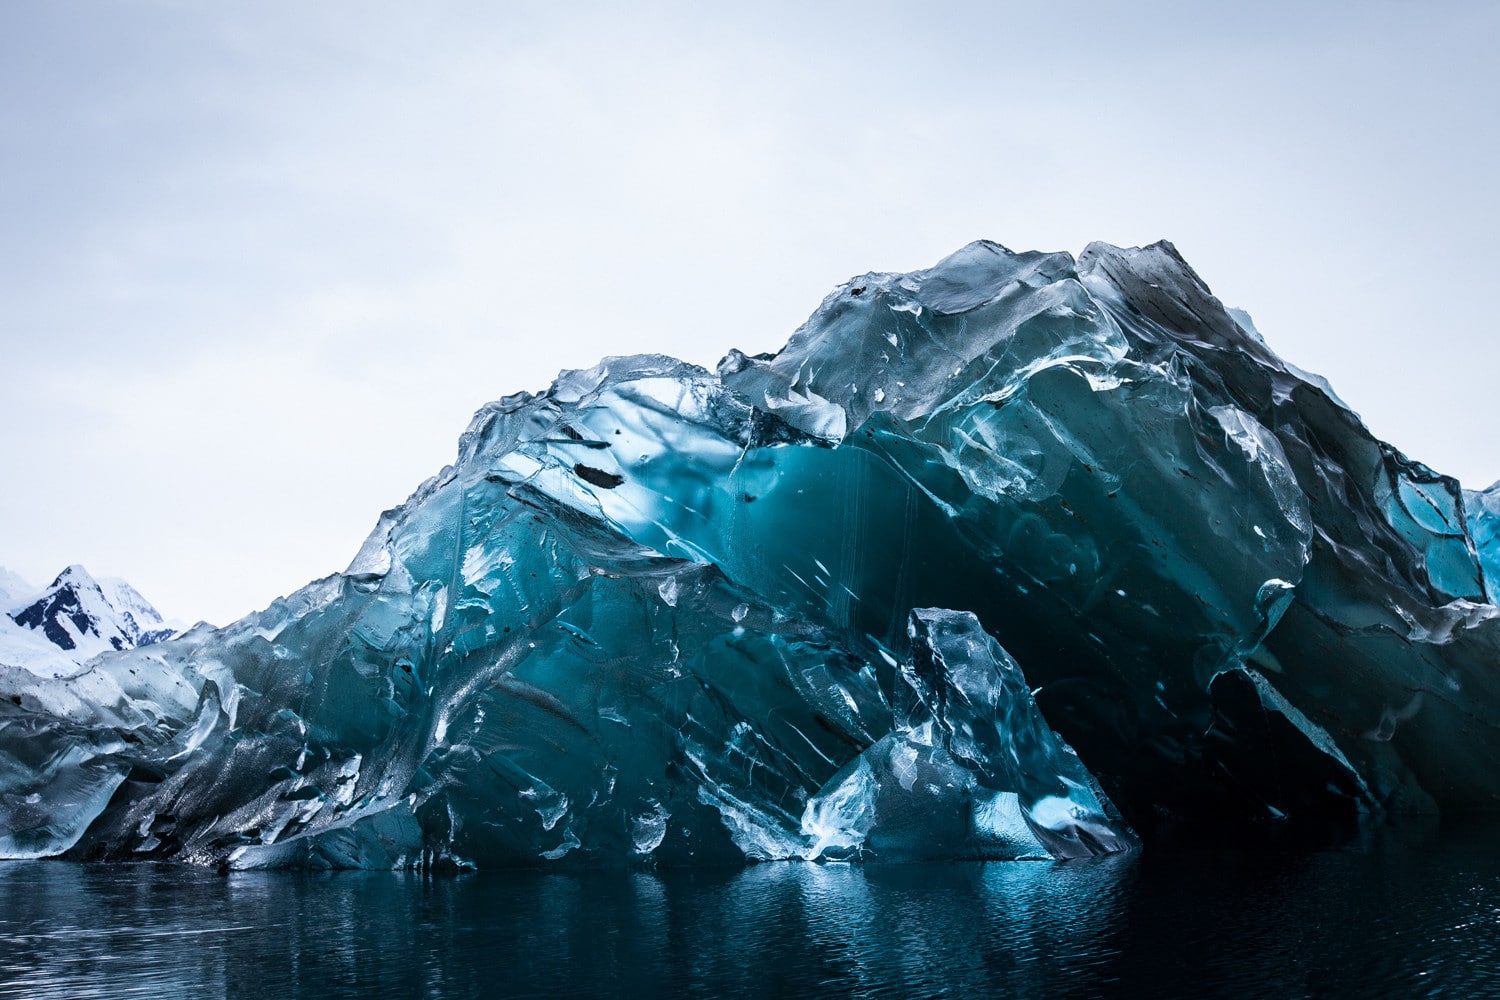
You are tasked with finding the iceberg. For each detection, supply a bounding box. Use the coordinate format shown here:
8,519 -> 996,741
3,239 -> 1497,869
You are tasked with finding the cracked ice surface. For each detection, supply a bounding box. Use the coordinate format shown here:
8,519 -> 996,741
4,239 -> 1499,869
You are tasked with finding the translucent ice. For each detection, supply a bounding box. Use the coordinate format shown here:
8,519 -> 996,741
4,239 -> 1499,869
801,609 -> 1136,860
1466,482 -> 1500,605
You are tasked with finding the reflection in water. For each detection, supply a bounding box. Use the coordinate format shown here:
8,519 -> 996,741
1,824 -> 1497,999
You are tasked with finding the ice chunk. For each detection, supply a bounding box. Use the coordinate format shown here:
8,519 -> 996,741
801,610 -> 1137,861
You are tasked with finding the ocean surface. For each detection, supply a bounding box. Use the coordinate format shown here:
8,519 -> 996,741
1,822 -> 1496,999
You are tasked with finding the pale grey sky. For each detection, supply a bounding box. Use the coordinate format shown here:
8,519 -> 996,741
3,1 -> 1497,625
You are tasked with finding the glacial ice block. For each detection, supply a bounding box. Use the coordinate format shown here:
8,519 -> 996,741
802,609 -> 1137,860
4,237 -> 1500,869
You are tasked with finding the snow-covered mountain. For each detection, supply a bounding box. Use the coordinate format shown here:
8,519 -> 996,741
1,565 -> 175,676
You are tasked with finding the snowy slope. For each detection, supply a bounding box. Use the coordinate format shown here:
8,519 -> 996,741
0,567 -> 36,609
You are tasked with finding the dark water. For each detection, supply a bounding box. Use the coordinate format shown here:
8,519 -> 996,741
1,824 -> 1497,999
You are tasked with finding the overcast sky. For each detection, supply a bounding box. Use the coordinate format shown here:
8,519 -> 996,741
2,1 -> 1497,626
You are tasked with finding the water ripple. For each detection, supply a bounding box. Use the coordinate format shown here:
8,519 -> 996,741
1,823 -> 1497,999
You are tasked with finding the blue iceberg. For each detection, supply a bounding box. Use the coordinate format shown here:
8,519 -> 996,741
3,239 -> 1497,869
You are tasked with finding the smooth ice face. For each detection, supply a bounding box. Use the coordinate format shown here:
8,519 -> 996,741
3,238 -> 1499,869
